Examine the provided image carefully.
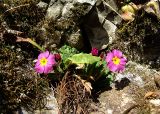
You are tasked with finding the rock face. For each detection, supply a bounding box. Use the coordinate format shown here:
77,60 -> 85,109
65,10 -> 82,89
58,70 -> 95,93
90,61 -> 160,114
16,89 -> 59,114
3,0 -> 121,50
110,10 -> 160,69
36,0 -> 121,50
38,0 -> 97,50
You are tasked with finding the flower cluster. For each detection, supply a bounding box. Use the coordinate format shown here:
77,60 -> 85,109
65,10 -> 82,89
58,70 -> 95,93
91,48 -> 127,73
35,49 -> 127,74
34,51 -> 60,74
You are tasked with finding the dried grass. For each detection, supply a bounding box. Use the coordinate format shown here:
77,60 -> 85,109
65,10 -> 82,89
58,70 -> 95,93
54,71 -> 94,114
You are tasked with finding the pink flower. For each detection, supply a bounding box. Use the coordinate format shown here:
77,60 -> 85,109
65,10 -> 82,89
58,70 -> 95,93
106,49 -> 127,72
91,48 -> 98,56
34,51 -> 56,74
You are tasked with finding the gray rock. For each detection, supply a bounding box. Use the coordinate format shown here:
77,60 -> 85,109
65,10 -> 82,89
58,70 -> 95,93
46,2 -> 63,20
76,0 -> 97,5
66,29 -> 84,49
97,88 -> 136,114
90,61 -> 160,114
115,73 -> 144,88
19,89 -> 59,114
61,3 -> 74,17
102,19 -> 117,44
49,0 -> 56,6
83,24 -> 109,49
61,0 -> 73,3
40,0 -> 97,50
37,1 -> 48,9
82,0 -> 121,50
38,0 -> 122,50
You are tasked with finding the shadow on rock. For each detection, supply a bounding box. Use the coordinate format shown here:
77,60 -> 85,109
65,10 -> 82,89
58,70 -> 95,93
91,77 -> 112,102
115,77 -> 130,90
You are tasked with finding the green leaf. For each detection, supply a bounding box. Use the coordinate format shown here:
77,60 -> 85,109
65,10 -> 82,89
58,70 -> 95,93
106,74 -> 114,84
59,45 -> 79,62
66,53 -> 101,65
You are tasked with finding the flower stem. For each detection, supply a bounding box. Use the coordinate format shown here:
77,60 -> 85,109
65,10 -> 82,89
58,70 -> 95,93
16,37 -> 45,51
27,38 -> 44,51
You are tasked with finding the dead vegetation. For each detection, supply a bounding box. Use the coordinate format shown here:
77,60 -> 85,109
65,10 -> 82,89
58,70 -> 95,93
54,71 -> 96,114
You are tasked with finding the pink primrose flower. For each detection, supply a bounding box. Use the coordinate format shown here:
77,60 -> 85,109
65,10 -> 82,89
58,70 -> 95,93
91,48 -> 98,56
35,51 -> 56,74
106,49 -> 127,72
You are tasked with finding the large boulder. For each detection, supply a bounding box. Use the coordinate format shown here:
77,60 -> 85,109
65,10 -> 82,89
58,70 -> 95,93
82,0 -> 121,50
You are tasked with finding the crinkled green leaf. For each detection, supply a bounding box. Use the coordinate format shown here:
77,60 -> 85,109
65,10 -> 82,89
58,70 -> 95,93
106,74 -> 114,84
59,45 -> 79,62
66,53 -> 101,65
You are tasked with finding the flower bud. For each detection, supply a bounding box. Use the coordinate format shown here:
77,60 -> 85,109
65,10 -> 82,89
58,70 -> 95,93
91,48 -> 98,56
54,53 -> 61,62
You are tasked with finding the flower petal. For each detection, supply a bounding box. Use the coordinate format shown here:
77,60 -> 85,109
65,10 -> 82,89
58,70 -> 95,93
120,60 -> 127,65
38,51 -> 49,59
119,57 -> 127,65
47,54 -> 56,65
35,65 -> 45,74
35,60 -> 40,67
43,64 -> 53,74
117,64 -> 125,72
112,49 -> 122,58
121,57 -> 127,62
106,52 -> 114,63
107,62 -> 118,72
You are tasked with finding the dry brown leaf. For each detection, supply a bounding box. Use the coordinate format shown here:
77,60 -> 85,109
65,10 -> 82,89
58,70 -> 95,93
144,91 -> 155,99
144,0 -> 160,19
75,75 -> 93,94
144,91 -> 160,99
121,11 -> 135,21
76,105 -> 82,114
82,81 -> 92,94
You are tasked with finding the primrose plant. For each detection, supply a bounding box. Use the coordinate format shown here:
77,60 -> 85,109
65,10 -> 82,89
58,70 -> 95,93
19,37 -> 127,93
34,46 -> 127,79
33,42 -> 127,93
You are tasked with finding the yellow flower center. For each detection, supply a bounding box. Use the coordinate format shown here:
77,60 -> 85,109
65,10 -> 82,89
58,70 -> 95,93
112,56 -> 120,65
40,57 -> 48,66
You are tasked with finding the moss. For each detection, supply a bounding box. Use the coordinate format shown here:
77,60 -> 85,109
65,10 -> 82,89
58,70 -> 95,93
0,1 -> 53,112
71,3 -> 91,22
1,1 -> 46,49
110,10 -> 160,69
0,39 -> 50,113
3,0 -> 40,7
